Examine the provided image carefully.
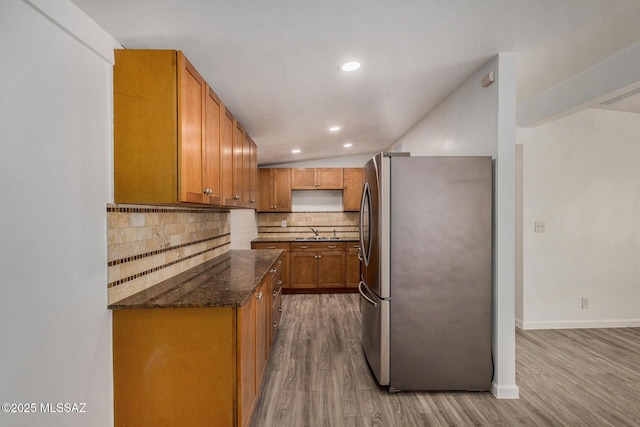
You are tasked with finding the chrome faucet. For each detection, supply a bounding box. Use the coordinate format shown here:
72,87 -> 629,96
310,227 -> 319,236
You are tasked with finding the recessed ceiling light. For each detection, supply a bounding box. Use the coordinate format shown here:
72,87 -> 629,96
291,149 -> 301,154
343,143 -> 353,148
340,61 -> 361,72
329,126 -> 341,132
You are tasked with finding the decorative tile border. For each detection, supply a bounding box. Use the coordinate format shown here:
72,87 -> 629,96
107,204 -> 231,304
256,212 -> 359,239
108,233 -> 230,267
107,241 -> 230,288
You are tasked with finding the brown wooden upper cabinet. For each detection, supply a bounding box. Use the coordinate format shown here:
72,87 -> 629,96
342,168 -> 364,211
220,107 -> 235,206
113,49 -> 257,208
257,169 -> 292,212
232,120 -> 244,206
291,168 -> 343,190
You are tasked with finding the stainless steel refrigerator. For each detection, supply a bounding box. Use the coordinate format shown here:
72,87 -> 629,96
358,152 -> 493,392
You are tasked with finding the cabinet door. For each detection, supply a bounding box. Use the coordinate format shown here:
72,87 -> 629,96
317,251 -> 346,287
291,168 -> 317,189
238,293 -> 257,427
317,168 -> 343,189
249,138 -> 257,208
343,168 -> 363,211
233,120 -> 244,206
290,252 -> 318,288
346,244 -> 361,288
272,169 -> 292,212
221,107 -> 235,206
256,280 -> 269,388
257,168 -> 272,212
178,53 -> 206,203
203,85 -> 222,205
242,132 -> 251,208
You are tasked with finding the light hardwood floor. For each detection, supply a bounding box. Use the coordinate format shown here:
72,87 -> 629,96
251,294 -> 640,427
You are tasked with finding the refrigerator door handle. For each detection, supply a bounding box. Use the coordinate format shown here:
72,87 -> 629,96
358,280 -> 378,308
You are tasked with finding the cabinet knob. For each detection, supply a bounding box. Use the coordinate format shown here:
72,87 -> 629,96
272,320 -> 278,327
273,290 -> 278,297
277,280 -> 283,285
273,205 -> 277,209
256,291 -> 262,300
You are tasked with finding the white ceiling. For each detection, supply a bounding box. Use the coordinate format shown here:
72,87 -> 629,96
71,0 -> 640,164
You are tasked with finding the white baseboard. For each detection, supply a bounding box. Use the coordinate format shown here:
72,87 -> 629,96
491,382 -> 519,399
521,318 -> 640,330
515,317 -> 524,329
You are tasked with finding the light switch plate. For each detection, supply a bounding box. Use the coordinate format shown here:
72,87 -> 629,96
281,220 -> 287,228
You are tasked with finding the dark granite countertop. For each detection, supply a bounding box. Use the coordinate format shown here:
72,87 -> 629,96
108,250 -> 282,310
252,237 -> 359,243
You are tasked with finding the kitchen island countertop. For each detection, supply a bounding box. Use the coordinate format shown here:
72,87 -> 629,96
108,249 -> 282,309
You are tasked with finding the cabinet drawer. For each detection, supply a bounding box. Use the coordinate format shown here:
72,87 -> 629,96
290,242 -> 345,252
252,242 -> 290,251
271,291 -> 282,342
347,243 -> 361,252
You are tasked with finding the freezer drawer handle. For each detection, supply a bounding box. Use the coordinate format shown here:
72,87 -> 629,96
358,281 -> 378,308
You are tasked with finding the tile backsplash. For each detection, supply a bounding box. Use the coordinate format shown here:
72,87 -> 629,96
107,204 -> 230,304
257,212 -> 359,240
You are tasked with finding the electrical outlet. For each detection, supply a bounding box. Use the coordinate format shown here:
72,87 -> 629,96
581,297 -> 590,309
281,220 -> 287,228
534,221 -> 546,233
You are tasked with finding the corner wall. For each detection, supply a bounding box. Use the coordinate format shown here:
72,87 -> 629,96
391,54 -> 518,398
518,108 -> 640,329
0,1 -> 119,425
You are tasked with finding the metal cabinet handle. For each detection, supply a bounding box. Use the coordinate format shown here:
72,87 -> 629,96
328,245 -> 337,249
272,290 -> 277,297
267,246 -> 276,249
279,306 -> 283,312
278,259 -> 282,266
256,291 -> 263,300
299,245 -> 308,249
270,268 -> 277,273
277,280 -> 283,285
272,320 -> 278,327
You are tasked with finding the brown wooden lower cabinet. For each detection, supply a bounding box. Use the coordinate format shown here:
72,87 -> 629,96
290,242 -> 346,290
251,242 -> 289,289
345,243 -> 361,288
113,260 -> 279,427
252,241 -> 360,292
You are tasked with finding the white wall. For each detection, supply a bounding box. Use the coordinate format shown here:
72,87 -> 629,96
391,54 -> 519,399
230,209 -> 258,249
0,1 -> 119,425
518,108 -> 640,329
